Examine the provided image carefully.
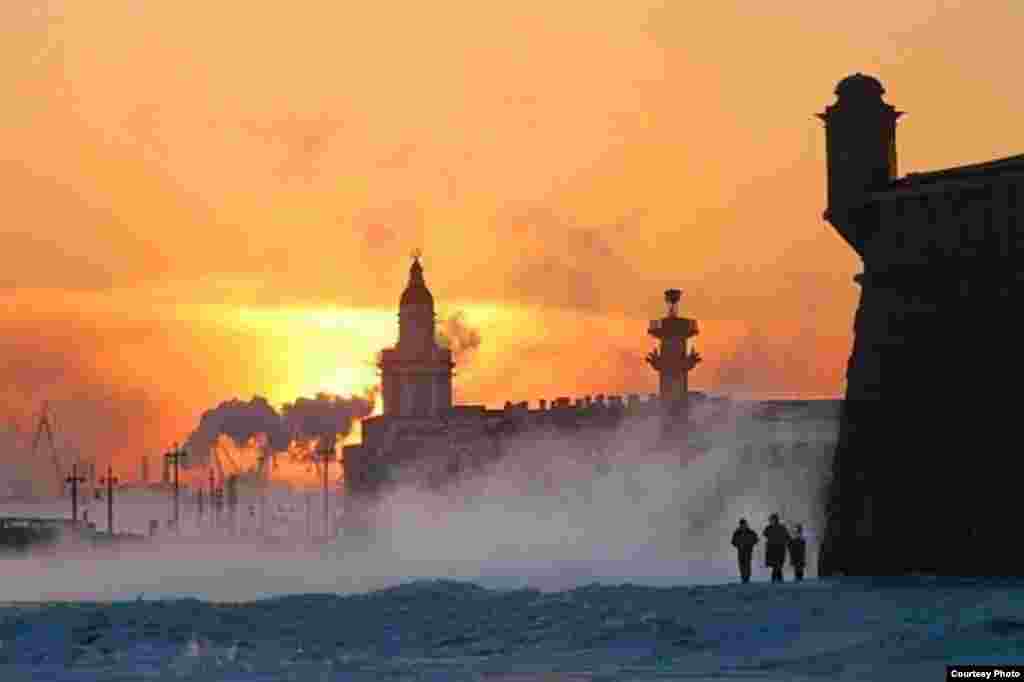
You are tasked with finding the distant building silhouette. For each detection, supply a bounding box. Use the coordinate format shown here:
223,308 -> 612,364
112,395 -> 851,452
817,74 -> 1022,577
379,255 -> 454,417
647,288 -> 701,438
342,257 -> 842,539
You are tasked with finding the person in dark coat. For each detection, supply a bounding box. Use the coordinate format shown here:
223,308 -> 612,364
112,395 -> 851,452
731,518 -> 759,583
763,513 -> 791,583
788,523 -> 807,581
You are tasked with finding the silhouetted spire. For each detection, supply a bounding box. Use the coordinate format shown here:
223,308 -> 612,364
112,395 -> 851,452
400,252 -> 434,307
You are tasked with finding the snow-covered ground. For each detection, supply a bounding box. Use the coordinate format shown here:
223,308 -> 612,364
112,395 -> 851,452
6,410 -> 1016,679
1,576 -> 1023,680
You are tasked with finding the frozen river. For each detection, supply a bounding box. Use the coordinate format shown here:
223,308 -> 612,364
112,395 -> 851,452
4,412 -> 1009,679
1,575 -> 1023,680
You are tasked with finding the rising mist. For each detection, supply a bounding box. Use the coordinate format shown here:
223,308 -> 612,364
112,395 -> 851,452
0,401 -> 835,602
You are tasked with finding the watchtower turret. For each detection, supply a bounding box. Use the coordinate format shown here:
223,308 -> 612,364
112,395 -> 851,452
818,74 -> 902,254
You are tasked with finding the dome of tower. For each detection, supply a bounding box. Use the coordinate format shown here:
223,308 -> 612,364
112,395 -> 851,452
400,257 -> 434,307
835,73 -> 885,100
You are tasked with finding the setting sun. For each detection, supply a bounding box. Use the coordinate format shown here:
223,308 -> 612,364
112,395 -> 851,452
323,365 -> 378,401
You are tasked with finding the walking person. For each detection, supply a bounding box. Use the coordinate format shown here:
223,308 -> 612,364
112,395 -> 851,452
763,513 -> 791,583
789,524 -> 807,581
731,518 -> 759,583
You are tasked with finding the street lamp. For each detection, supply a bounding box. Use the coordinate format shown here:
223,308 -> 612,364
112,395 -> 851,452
99,465 -> 119,535
314,440 -> 335,540
203,468 -> 215,530
226,474 -> 238,536
65,462 -> 86,527
211,482 -> 224,532
164,443 -> 188,534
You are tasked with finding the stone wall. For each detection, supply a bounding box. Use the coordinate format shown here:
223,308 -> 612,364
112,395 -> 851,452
819,176 -> 1024,576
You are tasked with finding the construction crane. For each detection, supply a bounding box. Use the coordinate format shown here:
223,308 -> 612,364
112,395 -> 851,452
31,402 -> 64,497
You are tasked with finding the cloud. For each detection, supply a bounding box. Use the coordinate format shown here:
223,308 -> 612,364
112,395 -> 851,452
709,320 -> 846,399
0,318 -> 170,496
246,113 -> 346,183
484,204 -> 649,314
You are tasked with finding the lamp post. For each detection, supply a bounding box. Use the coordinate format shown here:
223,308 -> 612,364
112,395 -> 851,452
305,492 -> 312,539
226,474 -> 238,536
205,468 -> 215,530
99,465 -> 118,535
212,484 -> 223,532
65,462 -> 86,527
315,441 -> 335,540
164,443 -> 187,534
261,451 -> 270,537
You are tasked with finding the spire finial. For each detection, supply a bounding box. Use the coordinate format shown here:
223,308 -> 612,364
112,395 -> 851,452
406,249 -> 426,291
665,289 -> 682,317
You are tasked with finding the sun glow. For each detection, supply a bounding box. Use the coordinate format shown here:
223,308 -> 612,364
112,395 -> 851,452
323,365 -> 379,401
212,302 -> 512,407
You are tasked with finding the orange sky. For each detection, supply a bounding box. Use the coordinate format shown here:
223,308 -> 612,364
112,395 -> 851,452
2,1 -> 1022,474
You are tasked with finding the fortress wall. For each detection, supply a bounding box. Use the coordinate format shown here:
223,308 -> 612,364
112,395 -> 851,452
819,176 -> 1024,576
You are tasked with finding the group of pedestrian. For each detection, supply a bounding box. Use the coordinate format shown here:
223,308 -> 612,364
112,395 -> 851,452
730,514 -> 806,583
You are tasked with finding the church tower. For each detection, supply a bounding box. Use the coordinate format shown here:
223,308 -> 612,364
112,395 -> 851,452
378,254 -> 454,417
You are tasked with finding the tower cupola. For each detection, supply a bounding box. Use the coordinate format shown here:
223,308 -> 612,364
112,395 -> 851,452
397,252 -> 436,355
400,254 -> 434,308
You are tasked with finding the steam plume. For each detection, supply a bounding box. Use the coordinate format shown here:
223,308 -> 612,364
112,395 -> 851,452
281,392 -> 374,451
183,392 -> 374,468
436,312 -> 482,364
183,397 -> 288,469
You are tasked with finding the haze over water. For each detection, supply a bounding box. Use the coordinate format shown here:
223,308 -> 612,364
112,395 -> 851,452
0,408 -> 832,601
